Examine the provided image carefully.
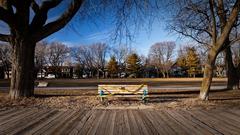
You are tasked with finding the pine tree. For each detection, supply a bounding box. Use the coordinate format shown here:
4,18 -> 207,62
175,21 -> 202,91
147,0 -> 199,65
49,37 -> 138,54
186,47 -> 200,77
177,56 -> 187,69
107,56 -> 118,78
126,53 -> 141,77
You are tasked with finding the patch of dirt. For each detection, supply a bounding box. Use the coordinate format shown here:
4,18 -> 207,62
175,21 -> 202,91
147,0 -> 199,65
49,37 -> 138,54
0,89 -> 240,111
0,95 -> 100,110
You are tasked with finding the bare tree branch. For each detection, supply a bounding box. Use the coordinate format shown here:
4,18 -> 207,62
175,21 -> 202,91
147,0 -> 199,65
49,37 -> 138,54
170,25 -> 209,46
34,0 -> 84,41
219,36 -> 240,52
31,0 -> 40,13
209,0 -> 217,44
30,0 -> 63,31
0,6 -> 15,27
216,0 -> 240,49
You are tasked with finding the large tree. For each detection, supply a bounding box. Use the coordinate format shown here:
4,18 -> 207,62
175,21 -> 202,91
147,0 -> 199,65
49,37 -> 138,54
35,41 -> 48,78
107,56 -> 118,78
148,42 -> 175,78
91,43 -> 108,79
46,42 -> 69,78
111,44 -> 130,77
167,0 -> 240,100
0,0 -> 83,99
0,43 -> 11,79
126,53 -> 141,78
186,47 -> 200,77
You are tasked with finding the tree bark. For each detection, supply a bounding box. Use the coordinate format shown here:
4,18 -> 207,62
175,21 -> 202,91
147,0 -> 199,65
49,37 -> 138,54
9,38 -> 36,99
161,71 -> 166,78
200,50 -> 217,100
225,47 -> 239,90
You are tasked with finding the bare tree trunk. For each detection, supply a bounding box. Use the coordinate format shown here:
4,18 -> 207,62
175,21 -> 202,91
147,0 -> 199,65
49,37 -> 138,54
225,47 -> 239,90
200,50 -> 217,100
9,38 -> 36,99
161,71 -> 166,78
6,69 -> 9,79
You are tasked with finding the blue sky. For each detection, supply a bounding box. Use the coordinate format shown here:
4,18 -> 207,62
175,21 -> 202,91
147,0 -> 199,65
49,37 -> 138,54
45,16 -> 183,56
0,1 -> 185,56
43,0 -> 186,56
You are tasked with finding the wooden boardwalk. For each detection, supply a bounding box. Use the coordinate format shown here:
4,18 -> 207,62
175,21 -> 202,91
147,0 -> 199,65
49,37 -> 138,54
0,108 -> 240,135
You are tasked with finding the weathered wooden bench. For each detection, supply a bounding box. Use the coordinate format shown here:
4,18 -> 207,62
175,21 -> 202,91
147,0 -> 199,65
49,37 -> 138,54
98,84 -> 148,103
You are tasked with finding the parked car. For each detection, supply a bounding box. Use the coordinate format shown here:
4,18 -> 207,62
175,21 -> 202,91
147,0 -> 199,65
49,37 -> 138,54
45,74 -> 56,79
37,73 -> 45,78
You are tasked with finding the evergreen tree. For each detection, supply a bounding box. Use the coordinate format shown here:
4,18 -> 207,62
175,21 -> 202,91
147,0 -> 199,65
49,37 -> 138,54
176,55 -> 187,70
186,47 -> 200,77
107,56 -> 118,78
126,53 -> 141,77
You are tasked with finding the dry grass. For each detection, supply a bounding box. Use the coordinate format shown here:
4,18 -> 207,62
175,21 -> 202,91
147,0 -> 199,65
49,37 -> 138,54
0,88 -> 240,111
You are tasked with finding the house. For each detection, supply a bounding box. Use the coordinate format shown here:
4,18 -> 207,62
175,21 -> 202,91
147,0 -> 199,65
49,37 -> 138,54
43,66 -> 74,78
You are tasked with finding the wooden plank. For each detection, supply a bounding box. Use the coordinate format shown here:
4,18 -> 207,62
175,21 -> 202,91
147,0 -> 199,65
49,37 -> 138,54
132,110 -> 150,135
106,110 -> 116,135
146,110 -> 174,134
96,109 -> 112,135
179,109 -> 222,135
205,109 -> 240,130
201,109 -> 240,133
123,110 -> 131,135
88,109 -> 106,135
23,110 -> 64,135
159,110 -> 188,134
0,108 -> 18,116
0,108 -> 39,127
4,109 -> 56,135
217,110 -> 240,127
137,110 -> 160,134
33,110 -> 72,135
113,110 -> 124,135
77,109 -> 102,135
0,109 -> 41,135
0,108 -> 7,112
0,108 -> 30,124
98,85 -> 148,94
69,110 -> 93,135
53,109 -> 87,135
165,110 -> 205,135
226,109 -> 240,117
127,110 -> 141,135
190,110 -> 238,135
42,110 -> 79,135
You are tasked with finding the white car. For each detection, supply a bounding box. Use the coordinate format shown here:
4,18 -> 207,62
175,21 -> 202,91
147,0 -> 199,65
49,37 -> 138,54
45,74 -> 56,79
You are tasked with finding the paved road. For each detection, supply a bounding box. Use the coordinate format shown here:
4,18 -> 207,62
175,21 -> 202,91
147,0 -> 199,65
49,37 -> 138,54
0,85 -> 227,91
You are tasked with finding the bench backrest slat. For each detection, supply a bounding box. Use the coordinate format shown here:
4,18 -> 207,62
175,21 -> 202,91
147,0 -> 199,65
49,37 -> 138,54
98,85 -> 148,95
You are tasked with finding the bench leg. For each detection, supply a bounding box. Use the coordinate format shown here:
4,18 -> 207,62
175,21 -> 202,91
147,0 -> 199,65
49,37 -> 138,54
142,96 -> 148,104
100,96 -> 104,102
